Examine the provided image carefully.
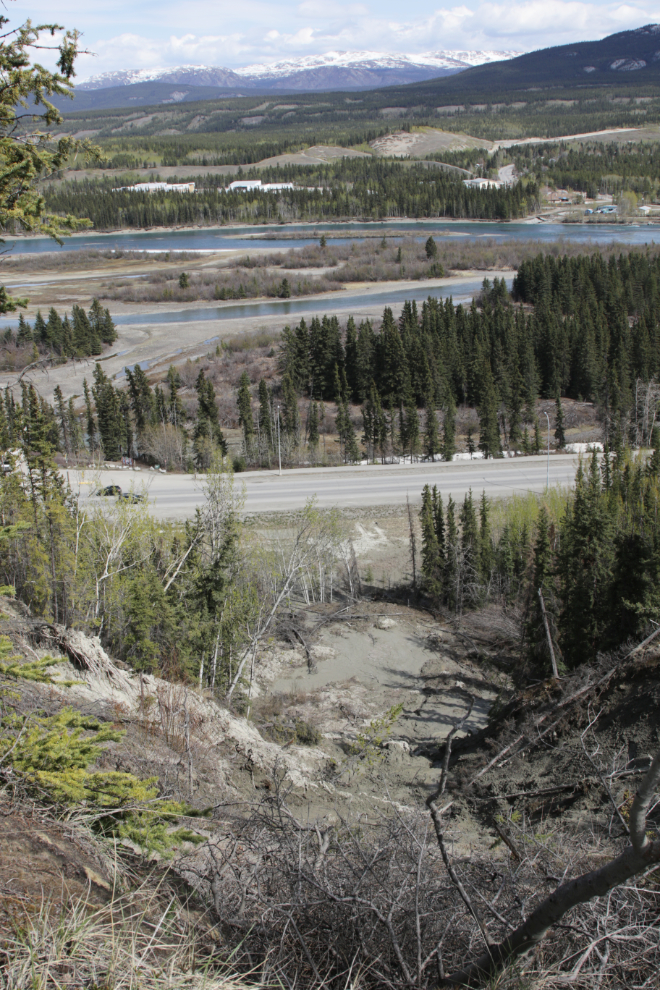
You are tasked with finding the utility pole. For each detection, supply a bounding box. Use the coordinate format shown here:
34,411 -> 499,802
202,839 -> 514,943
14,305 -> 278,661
543,411 -> 550,490
277,404 -> 282,476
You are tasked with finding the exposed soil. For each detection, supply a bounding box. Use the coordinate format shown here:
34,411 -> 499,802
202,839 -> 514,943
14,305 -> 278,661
2,589 -> 658,915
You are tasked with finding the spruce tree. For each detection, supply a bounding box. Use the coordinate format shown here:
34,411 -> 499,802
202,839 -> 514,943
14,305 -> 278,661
282,372 -> 300,441
16,313 -> 32,345
432,485 -> 445,562
258,379 -> 273,452
525,507 -> 558,674
92,364 -> 122,461
420,484 -> 442,597
478,363 -> 501,459
126,365 -> 154,433
442,394 -> 456,462
343,411 -> 360,463
196,370 -> 227,455
554,394 -> 566,449
444,495 -> 458,610
165,365 -> 184,426
466,426 -> 475,459
236,371 -> 255,454
308,400 -> 319,451
54,386 -> 69,455
479,491 -> 494,584
82,379 -> 97,451
461,488 -> 480,577
67,398 -> 82,454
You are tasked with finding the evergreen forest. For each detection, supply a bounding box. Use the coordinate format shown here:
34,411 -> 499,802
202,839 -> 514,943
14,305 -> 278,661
418,443 -> 660,675
0,300 -> 117,371
43,162 -> 540,229
278,249 -> 660,462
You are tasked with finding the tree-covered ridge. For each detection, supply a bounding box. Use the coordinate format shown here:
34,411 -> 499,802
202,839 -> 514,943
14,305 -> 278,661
1,300 -> 116,370
509,141 -> 660,200
420,444 -> 660,673
43,163 -> 540,228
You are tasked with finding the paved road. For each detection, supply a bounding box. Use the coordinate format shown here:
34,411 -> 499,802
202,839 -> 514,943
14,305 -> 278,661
71,453 -> 583,520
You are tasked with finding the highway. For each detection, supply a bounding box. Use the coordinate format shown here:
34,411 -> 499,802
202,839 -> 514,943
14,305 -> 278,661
70,453 -> 584,520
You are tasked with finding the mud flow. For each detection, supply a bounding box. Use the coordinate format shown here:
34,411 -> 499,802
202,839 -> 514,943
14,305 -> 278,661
252,603 -> 500,817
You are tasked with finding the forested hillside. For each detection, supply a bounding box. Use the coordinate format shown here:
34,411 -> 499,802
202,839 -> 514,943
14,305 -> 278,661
44,163 -> 539,228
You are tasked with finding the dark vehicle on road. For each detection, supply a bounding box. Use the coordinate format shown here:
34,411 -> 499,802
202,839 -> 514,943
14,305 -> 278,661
96,485 -> 122,496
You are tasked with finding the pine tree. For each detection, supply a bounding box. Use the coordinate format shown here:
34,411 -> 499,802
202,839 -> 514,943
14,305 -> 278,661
195,370 -> 227,455
236,371 -> 255,454
444,495 -> 458,610
125,365 -> 154,432
525,507 -> 559,674
165,365 -> 184,426
92,364 -> 122,461
554,394 -> 566,449
466,426 -> 476,459
54,386 -> 69,455
425,236 -> 438,260
432,486 -> 445,562
258,379 -> 274,455
308,400 -> 319,450
533,416 -> 542,455
461,489 -> 480,576
282,372 -> 300,441
420,484 -> 442,597
479,491 -> 494,584
82,379 -> 97,451
478,364 -> 501,459
442,394 -> 456,462
16,313 -> 32,345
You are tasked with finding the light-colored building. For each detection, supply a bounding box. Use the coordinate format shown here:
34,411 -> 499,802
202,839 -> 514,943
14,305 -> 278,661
225,179 -> 295,193
463,177 -> 503,190
112,182 -> 195,193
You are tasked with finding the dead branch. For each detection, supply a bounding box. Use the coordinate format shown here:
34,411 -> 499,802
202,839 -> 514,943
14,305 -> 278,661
440,748 -> 660,987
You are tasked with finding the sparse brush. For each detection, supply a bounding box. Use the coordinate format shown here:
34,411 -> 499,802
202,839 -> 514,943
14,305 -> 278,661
0,877 -> 249,990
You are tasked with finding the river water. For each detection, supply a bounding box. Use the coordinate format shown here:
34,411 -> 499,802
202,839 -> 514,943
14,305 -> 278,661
6,219 -> 660,329
8,219 -> 660,256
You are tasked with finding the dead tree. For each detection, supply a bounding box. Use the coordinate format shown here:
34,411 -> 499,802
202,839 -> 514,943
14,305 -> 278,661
438,747 -> 660,987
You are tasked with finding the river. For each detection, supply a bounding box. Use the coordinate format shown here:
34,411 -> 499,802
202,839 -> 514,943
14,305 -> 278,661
8,218 -> 660,256
4,218 -> 660,330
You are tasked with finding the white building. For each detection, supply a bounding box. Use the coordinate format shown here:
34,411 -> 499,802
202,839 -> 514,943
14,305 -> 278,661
225,179 -> 295,193
112,182 -> 195,193
463,178 -> 503,190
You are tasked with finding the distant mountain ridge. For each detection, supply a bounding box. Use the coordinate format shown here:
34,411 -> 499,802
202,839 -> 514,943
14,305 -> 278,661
410,23 -> 660,96
78,49 -> 520,93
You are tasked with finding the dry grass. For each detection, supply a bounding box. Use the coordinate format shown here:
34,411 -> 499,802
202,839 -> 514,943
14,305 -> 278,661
0,872 -> 247,990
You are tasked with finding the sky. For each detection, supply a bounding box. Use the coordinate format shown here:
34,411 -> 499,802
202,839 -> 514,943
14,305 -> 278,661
8,0 -> 660,78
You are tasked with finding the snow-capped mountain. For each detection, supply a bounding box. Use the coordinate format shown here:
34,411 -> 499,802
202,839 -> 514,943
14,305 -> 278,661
233,50 -> 519,77
78,50 -> 520,93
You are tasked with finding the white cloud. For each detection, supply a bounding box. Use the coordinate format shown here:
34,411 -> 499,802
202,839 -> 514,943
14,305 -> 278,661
28,0 -> 660,78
